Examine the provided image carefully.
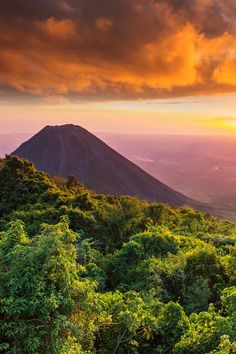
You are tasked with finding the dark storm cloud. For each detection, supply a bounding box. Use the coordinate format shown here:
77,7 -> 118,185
0,0 -> 63,20
0,0 -> 236,102
168,0 -> 236,36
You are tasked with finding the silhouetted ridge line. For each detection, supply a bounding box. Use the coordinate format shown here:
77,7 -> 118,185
12,124 -> 200,208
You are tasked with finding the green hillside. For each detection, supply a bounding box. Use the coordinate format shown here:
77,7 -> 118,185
0,156 -> 235,353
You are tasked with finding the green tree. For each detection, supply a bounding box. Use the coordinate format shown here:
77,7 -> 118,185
0,219 -> 97,353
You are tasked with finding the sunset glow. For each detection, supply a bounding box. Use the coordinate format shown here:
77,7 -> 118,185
0,0 -> 236,134
1,96 -> 236,135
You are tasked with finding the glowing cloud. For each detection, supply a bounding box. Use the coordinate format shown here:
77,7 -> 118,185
0,0 -> 236,102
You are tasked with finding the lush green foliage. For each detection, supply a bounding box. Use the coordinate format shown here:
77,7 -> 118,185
0,156 -> 235,353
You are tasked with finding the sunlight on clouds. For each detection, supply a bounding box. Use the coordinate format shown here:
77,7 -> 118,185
1,0 -> 236,101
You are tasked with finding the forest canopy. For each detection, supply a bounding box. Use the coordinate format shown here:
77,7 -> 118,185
0,156 -> 235,353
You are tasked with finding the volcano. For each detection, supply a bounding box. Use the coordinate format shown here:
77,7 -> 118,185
12,124 -> 198,207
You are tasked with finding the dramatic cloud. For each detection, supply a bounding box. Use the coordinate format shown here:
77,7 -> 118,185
0,0 -> 236,102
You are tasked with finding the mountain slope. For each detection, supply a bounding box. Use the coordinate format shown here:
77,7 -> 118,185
12,124 -> 198,207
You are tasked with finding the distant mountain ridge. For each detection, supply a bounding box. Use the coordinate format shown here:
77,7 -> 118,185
12,124 -> 199,208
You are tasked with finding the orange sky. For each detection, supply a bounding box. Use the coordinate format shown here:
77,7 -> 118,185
1,95 -> 236,135
0,0 -> 236,134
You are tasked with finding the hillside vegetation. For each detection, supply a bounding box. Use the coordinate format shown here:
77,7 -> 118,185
0,156 -> 235,353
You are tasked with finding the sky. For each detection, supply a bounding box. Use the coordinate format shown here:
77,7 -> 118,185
0,0 -> 236,135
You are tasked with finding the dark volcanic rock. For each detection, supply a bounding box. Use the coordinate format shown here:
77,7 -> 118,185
12,124 -> 197,207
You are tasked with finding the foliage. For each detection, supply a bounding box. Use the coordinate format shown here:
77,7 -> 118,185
0,156 -> 236,353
